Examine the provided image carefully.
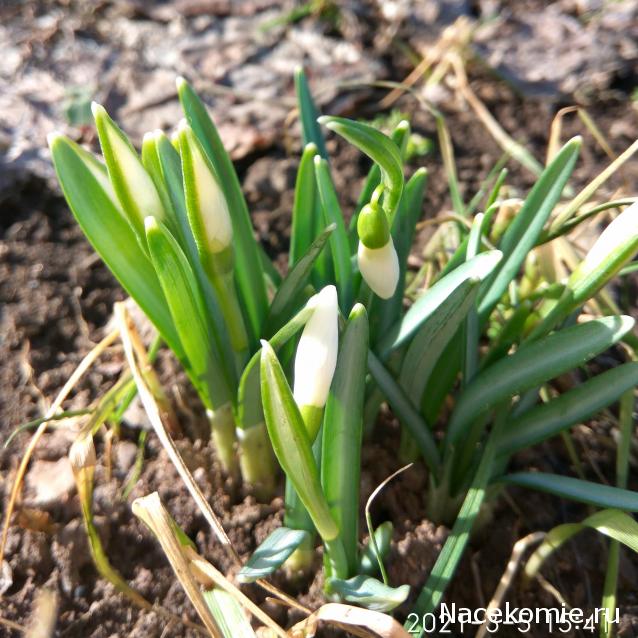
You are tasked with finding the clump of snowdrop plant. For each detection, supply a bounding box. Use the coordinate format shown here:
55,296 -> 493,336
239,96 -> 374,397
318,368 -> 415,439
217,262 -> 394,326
50,67 -> 638,629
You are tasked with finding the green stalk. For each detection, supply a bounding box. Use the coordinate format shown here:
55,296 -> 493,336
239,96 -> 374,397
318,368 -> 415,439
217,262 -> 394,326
208,403 -> 239,478
321,304 -> 369,576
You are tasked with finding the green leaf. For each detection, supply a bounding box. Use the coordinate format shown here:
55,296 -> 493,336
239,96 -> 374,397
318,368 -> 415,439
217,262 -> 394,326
290,143 -> 320,267
294,67 -> 328,160
497,362 -> 638,456
408,434 -> 497,630
478,137 -> 581,320
321,304 -> 369,574
320,116 -> 404,220
260,340 -> 338,541
446,315 -> 635,446
367,351 -> 441,473
327,575 -> 410,613
266,224 -> 335,335
202,589 -> 257,638
399,279 -> 480,407
177,77 -> 267,343
145,217 -> 232,409
237,527 -> 311,583
378,250 -> 503,356
48,134 -> 182,360
314,157 -> 354,310
502,473 -> 638,511
524,509 -> 638,579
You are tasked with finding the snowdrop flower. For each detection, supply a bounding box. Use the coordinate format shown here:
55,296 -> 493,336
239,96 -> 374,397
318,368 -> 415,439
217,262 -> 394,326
293,285 -> 339,438
357,202 -> 399,299
178,121 -> 233,255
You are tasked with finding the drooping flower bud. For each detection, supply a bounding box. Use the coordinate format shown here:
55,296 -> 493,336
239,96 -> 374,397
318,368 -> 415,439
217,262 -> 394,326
293,285 -> 339,438
91,103 -> 166,236
178,121 -> 233,258
575,200 -> 638,279
356,202 -> 399,299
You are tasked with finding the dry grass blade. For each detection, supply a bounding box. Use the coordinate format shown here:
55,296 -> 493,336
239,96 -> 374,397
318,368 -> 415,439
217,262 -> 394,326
475,532 -> 545,638
115,301 -> 305,611
451,54 -> 544,178
132,493 -> 223,638
25,589 -> 58,638
0,328 -> 119,567
184,546 -> 288,638
114,302 -> 238,559
551,138 -> 638,231
290,603 -> 411,638
547,106 -> 615,165
0,615 -> 26,633
365,464 -> 413,584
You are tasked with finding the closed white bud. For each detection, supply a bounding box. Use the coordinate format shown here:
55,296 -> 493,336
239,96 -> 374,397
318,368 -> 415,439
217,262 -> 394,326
358,238 -> 400,299
178,121 -> 233,254
293,285 -> 339,408
91,102 -> 166,225
577,201 -> 638,276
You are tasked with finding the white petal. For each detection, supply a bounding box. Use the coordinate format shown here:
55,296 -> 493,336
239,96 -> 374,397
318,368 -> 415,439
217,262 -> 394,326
579,201 -> 638,275
180,122 -> 233,253
293,285 -> 339,408
357,239 -> 400,299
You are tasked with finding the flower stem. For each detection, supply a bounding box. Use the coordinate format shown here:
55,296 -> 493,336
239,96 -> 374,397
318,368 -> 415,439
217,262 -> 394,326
237,422 -> 277,499
208,403 -> 238,476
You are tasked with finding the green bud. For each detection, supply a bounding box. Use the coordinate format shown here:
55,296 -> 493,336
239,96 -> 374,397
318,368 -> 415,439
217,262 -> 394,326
357,202 -> 390,249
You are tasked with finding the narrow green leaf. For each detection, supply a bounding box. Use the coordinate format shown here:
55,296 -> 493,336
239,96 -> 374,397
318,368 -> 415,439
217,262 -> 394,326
378,250 -> 503,356
408,429 -> 498,630
290,143 -> 319,267
146,217 -> 232,409
322,304 -> 369,574
327,575 -> 410,613
367,351 -> 441,473
446,315 -> 635,446
260,341 -> 338,541
399,279 -> 480,407
320,116 -> 404,219
502,473 -> 638,511
49,134 -> 182,359
478,137 -> 581,320
314,157 -> 354,310
177,77 -> 267,342
524,509 -> 638,578
294,67 -> 328,159
267,224 -> 335,334
497,362 -> 638,456
237,527 -> 311,583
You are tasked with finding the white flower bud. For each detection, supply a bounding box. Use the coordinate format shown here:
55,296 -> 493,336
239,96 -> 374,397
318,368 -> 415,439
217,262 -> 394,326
293,285 -> 339,408
578,201 -> 638,276
178,121 -> 233,254
357,238 -> 400,299
91,102 -> 166,225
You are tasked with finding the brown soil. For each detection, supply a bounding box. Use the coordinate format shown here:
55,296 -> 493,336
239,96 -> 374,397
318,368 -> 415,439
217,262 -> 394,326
2,1 -> 638,637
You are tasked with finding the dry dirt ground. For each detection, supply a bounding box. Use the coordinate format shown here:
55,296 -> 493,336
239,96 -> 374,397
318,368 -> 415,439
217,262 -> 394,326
1,1 -> 638,636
